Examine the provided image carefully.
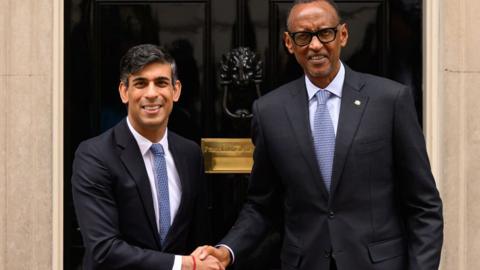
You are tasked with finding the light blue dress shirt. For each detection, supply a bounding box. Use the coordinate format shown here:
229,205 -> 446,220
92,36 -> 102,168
306,62 -> 345,135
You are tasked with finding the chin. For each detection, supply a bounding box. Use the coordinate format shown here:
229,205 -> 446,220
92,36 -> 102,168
309,70 -> 331,79
140,118 -> 164,128
308,66 -> 332,77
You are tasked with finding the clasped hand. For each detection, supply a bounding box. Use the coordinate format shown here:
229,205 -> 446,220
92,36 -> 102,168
187,245 -> 231,270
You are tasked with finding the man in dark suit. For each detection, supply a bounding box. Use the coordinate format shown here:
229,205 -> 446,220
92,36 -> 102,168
72,44 -> 224,270
194,1 -> 443,269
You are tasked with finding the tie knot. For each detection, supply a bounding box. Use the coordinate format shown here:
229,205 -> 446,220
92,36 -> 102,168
150,144 -> 165,156
316,90 -> 331,105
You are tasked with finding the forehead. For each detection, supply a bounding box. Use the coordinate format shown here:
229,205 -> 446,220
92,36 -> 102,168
129,61 -> 172,81
289,1 -> 339,30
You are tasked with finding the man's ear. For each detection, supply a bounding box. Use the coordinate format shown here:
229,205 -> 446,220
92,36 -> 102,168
173,80 -> 182,102
284,32 -> 295,54
339,23 -> 349,48
118,81 -> 129,104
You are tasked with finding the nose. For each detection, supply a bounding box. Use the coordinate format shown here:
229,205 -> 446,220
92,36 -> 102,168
309,35 -> 324,50
145,82 -> 158,99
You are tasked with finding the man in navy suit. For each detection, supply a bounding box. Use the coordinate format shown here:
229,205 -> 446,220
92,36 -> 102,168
195,1 -> 443,269
72,44 -> 224,270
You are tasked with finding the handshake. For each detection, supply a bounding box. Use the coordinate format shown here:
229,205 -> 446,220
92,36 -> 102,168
181,245 -> 231,270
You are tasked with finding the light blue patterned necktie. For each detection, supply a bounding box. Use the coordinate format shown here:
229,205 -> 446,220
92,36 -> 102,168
150,144 -> 171,245
313,90 -> 335,192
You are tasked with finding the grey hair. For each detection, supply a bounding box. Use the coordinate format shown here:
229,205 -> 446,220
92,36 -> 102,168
119,44 -> 178,86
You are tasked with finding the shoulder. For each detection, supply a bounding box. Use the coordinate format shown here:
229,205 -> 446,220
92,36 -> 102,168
361,72 -> 405,89
255,76 -> 304,108
344,68 -> 410,106
76,128 -> 116,156
71,126 -> 120,183
75,121 -> 128,163
168,131 -> 202,157
348,68 -> 407,95
262,77 -> 303,100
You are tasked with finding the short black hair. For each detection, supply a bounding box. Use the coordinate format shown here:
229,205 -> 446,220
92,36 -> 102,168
286,0 -> 342,30
119,44 -> 178,86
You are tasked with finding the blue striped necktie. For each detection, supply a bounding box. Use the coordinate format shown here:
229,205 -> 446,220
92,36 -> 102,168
312,90 -> 335,192
150,144 -> 171,245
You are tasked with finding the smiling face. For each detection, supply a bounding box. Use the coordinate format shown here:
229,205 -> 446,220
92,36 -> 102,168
118,61 -> 181,142
284,0 -> 348,88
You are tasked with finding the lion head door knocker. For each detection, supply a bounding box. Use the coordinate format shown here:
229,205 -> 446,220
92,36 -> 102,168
219,47 -> 263,119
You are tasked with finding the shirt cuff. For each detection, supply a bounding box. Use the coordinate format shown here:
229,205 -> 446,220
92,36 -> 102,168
172,255 -> 182,270
216,244 -> 235,264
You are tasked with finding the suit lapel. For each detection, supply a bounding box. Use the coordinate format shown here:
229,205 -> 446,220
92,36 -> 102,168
114,120 -> 162,249
284,77 -> 329,200
330,67 -> 368,200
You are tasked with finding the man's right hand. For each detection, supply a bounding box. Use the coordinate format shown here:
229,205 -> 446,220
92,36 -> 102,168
182,255 -> 225,270
191,245 -> 231,268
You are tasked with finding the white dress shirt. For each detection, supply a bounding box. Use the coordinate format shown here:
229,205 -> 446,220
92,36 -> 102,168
306,62 -> 345,134
126,118 -> 183,270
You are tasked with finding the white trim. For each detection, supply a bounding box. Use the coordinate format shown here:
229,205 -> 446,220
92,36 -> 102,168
423,0 -> 441,190
52,0 -> 64,268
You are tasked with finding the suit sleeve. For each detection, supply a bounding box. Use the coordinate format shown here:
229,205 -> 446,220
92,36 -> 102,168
71,141 -> 175,270
220,100 -> 283,262
393,87 -> 443,270
187,149 -> 212,251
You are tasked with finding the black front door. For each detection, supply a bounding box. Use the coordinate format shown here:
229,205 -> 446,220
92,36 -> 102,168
64,0 -> 423,269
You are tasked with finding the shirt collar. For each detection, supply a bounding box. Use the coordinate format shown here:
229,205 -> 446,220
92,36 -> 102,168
126,117 -> 169,156
306,61 -> 345,101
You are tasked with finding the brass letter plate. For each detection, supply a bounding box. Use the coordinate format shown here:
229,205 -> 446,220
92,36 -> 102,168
201,138 -> 254,174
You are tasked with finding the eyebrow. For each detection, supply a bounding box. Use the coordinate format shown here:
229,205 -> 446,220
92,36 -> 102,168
131,76 -> 171,83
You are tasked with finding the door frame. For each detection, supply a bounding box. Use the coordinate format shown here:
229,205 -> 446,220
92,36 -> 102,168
423,0 -> 441,186
53,0 -> 442,269
53,0 -> 64,268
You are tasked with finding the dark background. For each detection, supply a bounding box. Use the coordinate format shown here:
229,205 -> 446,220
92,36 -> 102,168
64,0 -> 423,269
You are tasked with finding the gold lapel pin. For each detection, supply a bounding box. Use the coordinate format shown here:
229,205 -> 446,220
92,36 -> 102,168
354,100 -> 361,106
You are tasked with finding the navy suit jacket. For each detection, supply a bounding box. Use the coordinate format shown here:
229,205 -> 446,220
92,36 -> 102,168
221,66 -> 443,270
72,119 -> 208,270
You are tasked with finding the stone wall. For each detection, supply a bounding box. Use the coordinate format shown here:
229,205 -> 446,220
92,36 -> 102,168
0,0 -> 60,269
437,0 -> 480,269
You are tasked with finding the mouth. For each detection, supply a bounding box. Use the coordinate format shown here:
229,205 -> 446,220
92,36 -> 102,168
142,104 -> 163,113
308,55 -> 328,63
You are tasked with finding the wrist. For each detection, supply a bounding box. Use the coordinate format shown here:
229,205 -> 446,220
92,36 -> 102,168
218,246 -> 232,266
181,256 -> 194,270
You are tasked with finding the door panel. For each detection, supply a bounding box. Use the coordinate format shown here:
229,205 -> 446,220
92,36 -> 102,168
97,1 -> 208,139
65,0 -> 422,269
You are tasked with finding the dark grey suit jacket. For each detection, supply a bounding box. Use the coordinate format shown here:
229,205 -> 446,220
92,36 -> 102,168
72,119 -> 208,270
221,66 -> 443,270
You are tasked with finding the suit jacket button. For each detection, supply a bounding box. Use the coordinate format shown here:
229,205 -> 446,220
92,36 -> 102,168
324,250 -> 331,258
328,211 -> 335,219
